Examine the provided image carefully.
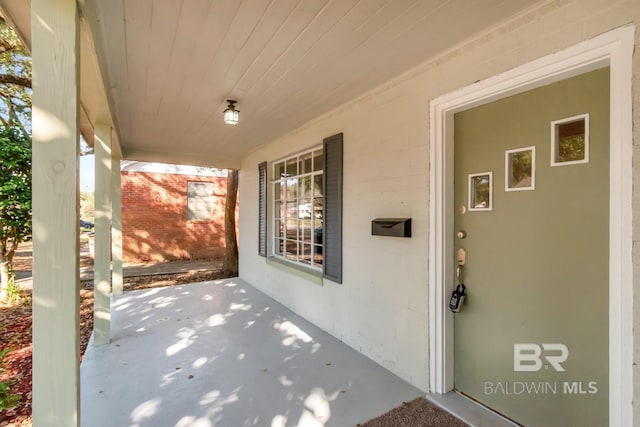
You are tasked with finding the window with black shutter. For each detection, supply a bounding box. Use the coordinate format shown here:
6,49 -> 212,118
268,133 -> 342,284
322,133 -> 343,284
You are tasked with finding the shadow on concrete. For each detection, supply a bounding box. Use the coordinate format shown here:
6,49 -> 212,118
80,278 -> 423,427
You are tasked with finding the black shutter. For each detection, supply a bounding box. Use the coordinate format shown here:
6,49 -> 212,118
323,133 -> 343,283
258,161 -> 267,257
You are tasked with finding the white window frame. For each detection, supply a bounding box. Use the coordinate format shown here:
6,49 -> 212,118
187,181 -> 214,221
505,146 -> 536,192
271,146 -> 324,270
550,113 -> 590,166
467,171 -> 493,211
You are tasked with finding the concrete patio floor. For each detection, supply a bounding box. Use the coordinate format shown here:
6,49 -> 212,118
80,278 -> 425,427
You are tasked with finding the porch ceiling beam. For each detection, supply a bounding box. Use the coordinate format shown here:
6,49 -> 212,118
122,147 -> 241,170
77,12 -> 121,157
31,0 -> 80,425
77,0 -> 122,157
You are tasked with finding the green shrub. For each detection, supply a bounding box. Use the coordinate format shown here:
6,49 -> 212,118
5,273 -> 21,302
0,348 -> 20,411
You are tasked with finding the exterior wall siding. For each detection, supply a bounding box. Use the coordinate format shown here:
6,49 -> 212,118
238,0 -> 640,411
121,171 -> 227,262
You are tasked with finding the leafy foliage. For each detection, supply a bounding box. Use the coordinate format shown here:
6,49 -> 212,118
0,126 -> 31,287
0,13 -> 30,137
80,191 -> 95,221
0,347 -> 20,411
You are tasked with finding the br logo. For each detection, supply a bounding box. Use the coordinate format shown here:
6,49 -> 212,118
513,343 -> 569,372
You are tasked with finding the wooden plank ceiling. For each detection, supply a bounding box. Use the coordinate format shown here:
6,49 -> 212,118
83,1 -> 538,167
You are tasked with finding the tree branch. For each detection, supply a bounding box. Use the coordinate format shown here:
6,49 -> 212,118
0,38 -> 19,55
0,74 -> 31,88
6,98 -> 26,136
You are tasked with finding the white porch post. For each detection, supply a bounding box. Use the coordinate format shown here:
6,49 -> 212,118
111,154 -> 123,295
31,0 -> 81,426
93,125 -> 112,345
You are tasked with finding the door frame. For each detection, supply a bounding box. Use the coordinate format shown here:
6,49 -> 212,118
428,25 -> 634,426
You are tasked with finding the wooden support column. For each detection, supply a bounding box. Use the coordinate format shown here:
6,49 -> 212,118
93,125 -> 112,345
31,0 -> 81,426
111,154 -> 123,295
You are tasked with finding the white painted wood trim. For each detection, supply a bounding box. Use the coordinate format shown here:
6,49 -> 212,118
467,171 -> 493,211
429,100 -> 455,393
94,124 -> 112,345
31,0 -> 81,425
428,25 -> 635,427
550,113 -> 590,167
505,146 -> 535,192
111,152 -> 123,296
607,25 -> 634,427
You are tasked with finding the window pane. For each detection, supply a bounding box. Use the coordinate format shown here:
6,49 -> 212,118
313,197 -> 323,220
285,241 -> 298,261
286,211 -> 297,240
313,150 -> 323,172
300,153 -> 312,175
557,119 -> 586,162
313,244 -> 323,266
314,175 -> 323,197
274,238 -> 283,255
274,162 -> 285,179
286,179 -> 298,201
187,181 -> 214,220
286,202 -> 297,220
470,174 -> 491,210
274,201 -> 283,220
297,221 -> 306,243
313,223 -> 322,245
275,219 -> 284,240
300,216 -> 312,243
300,244 -> 312,265
273,181 -> 282,200
300,176 -> 312,198
298,198 -> 311,220
188,181 -> 213,197
286,158 -> 297,177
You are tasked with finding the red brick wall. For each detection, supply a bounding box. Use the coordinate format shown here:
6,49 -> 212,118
121,171 -> 229,263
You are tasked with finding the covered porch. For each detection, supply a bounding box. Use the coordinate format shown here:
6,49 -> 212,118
1,0 -> 638,425
80,278 -> 424,427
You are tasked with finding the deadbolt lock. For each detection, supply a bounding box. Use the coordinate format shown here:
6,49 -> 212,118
457,230 -> 467,239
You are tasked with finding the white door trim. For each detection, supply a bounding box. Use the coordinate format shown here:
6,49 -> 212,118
428,25 -> 634,426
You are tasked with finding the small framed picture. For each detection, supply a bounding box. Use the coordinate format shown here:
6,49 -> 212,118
468,172 -> 493,211
505,146 -> 535,191
551,113 -> 589,166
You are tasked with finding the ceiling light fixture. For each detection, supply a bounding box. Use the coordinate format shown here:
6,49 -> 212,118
223,99 -> 239,125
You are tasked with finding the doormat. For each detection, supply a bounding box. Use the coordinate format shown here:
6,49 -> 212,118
357,397 -> 469,427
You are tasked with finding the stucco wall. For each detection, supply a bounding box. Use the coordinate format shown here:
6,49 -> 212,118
239,0 -> 640,404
